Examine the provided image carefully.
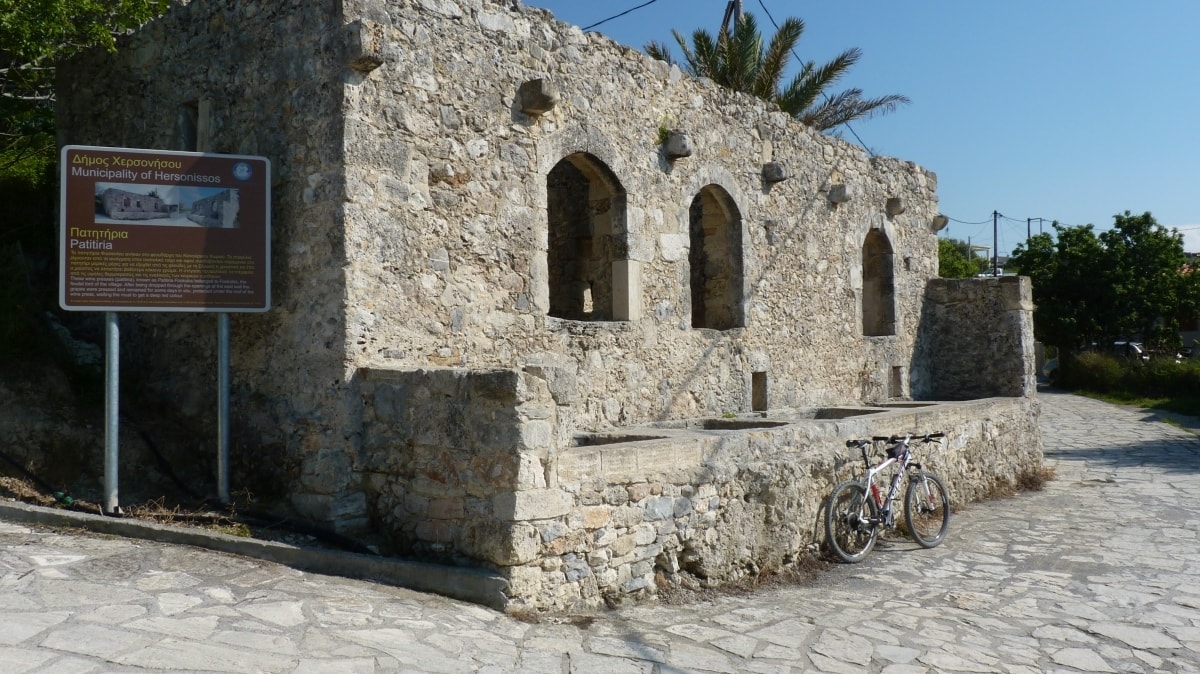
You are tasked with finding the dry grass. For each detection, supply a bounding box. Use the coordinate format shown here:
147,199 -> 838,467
1017,465 -> 1057,491
976,464 -> 1057,503
655,553 -> 832,606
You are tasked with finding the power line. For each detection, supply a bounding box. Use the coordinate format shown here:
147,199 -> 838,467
582,0 -> 660,31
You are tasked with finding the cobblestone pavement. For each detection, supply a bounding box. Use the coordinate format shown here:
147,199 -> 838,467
3,390 -> 1200,673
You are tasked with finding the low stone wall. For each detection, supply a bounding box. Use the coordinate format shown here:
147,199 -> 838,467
917,276 -> 1037,400
359,366 -> 1042,611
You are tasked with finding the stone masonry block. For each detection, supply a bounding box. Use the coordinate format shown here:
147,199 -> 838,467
627,483 -> 651,502
493,489 -> 574,521
612,534 -> 636,557
516,78 -> 559,116
519,419 -> 553,451
427,497 -> 465,519
516,454 -> 548,491
345,19 -> 386,74
523,364 -> 579,405
414,521 -> 456,543
602,447 -> 640,480
556,448 -> 601,483
582,505 -> 611,529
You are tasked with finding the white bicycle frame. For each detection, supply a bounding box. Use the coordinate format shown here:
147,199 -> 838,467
861,435 -> 912,528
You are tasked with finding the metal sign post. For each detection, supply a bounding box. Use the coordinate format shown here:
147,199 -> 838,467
104,312 -> 120,515
217,313 -> 231,504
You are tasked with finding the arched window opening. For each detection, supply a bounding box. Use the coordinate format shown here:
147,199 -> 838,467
546,153 -> 629,321
862,229 -> 896,336
689,185 -> 744,330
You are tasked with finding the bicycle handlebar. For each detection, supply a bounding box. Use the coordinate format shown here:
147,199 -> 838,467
848,432 -> 945,446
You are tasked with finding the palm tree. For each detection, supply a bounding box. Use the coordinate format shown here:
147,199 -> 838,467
645,13 -> 908,132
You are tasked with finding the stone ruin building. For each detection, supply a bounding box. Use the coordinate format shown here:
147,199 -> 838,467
188,189 -> 240,228
99,187 -> 167,220
58,0 -> 1043,611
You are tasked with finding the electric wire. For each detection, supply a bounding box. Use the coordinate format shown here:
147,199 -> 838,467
570,3 -> 1194,248
582,0 -> 660,31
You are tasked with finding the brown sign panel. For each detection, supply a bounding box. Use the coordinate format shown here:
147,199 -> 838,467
59,146 -> 271,312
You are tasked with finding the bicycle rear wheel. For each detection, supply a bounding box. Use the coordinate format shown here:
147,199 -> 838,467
904,471 -> 950,548
825,481 -> 879,563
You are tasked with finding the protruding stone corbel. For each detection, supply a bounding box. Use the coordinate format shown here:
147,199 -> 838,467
517,78 -> 559,116
663,130 -> 693,159
762,162 -> 789,184
886,197 -> 905,217
345,19 -> 385,74
828,183 -> 852,204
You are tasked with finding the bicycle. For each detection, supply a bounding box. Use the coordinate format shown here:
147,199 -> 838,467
824,432 -> 951,563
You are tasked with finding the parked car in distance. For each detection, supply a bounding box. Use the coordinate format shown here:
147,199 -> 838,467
1111,341 -> 1149,362
1043,357 -> 1058,382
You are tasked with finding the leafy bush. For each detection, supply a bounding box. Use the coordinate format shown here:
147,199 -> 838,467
1060,351 -> 1200,404
1058,352 -> 1124,392
0,143 -> 59,366
0,245 -> 44,361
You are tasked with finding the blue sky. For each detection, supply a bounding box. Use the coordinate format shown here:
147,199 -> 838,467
527,1 -> 1200,255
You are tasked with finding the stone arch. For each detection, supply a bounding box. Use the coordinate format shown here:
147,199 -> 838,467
688,184 -> 744,330
862,228 -> 896,336
545,152 -> 632,321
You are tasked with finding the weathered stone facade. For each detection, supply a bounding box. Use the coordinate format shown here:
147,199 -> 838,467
58,0 -> 1043,610
99,187 -> 167,220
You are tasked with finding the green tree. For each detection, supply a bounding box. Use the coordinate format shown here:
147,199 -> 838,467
937,237 -> 987,278
0,0 -> 169,167
1009,212 -> 1199,356
645,13 -> 908,131
1099,211 -> 1190,348
1,1 -> 170,363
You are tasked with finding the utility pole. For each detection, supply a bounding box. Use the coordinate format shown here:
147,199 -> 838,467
1027,217 -> 1031,242
993,210 -> 1000,277
720,1 -> 743,35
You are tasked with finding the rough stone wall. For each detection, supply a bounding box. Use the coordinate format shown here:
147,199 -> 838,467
338,0 -> 943,428
916,276 -> 1037,400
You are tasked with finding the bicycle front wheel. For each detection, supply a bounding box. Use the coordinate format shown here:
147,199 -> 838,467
825,481 -> 879,563
904,471 -> 950,548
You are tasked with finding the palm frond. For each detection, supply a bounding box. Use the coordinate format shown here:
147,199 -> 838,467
644,41 -> 675,65
721,13 -> 763,92
755,16 -> 802,99
665,12 -> 906,132
686,28 -> 721,80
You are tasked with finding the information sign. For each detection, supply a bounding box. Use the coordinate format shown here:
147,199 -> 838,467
60,146 -> 270,312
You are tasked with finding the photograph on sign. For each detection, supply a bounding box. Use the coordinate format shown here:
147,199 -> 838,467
60,147 -> 270,312
94,183 -> 241,229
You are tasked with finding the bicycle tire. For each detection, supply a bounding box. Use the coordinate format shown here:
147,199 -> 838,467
825,481 -> 879,563
904,471 -> 950,548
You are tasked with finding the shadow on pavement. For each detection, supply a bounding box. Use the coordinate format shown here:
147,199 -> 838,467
1044,437 -> 1200,474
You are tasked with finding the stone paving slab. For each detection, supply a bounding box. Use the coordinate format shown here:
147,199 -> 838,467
2,390 -> 1200,672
